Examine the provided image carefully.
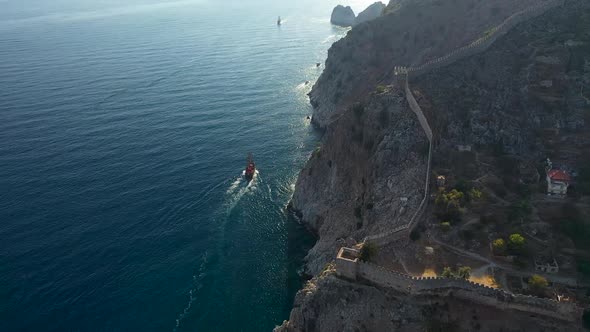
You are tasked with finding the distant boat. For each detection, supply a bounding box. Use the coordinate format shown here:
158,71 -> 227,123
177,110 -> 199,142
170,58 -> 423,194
244,153 -> 256,181
277,16 -> 281,25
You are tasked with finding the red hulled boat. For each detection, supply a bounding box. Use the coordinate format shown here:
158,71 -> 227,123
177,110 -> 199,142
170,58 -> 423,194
245,153 -> 256,181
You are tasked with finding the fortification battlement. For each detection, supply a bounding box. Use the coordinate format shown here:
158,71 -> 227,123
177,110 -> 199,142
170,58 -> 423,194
407,0 -> 564,76
336,247 -> 582,322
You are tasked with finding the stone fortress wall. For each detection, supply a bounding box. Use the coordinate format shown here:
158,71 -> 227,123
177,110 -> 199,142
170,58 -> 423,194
364,0 -> 564,247
408,0 -> 564,76
336,248 -> 582,322
363,64 -> 434,246
341,0 -> 584,322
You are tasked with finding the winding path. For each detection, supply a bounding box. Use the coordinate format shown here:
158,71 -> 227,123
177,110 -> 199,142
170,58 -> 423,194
363,0 -> 564,247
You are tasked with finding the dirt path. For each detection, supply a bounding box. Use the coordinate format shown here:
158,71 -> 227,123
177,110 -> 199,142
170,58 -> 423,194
428,233 -> 583,287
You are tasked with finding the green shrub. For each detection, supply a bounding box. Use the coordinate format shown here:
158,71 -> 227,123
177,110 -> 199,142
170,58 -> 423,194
353,103 -> 365,119
514,257 -> 527,270
354,206 -> 362,219
497,156 -> 519,177
508,200 -> 531,222
578,163 -> 590,195
508,233 -> 526,252
560,203 -> 590,250
460,229 -> 475,241
435,187 -> 465,223
492,238 -> 506,255
528,274 -> 548,295
441,266 -> 471,279
469,188 -> 483,201
313,145 -> 321,157
455,179 -> 471,193
441,267 -> 454,278
516,183 -> 532,198
410,229 -> 421,241
360,242 -> 378,262
441,222 -> 451,232
376,84 -> 387,94
457,266 -> 471,280
578,261 -> 590,278
584,310 -> 590,329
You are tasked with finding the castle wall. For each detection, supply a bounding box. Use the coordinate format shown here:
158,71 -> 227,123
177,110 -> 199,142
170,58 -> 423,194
335,254 -> 582,322
364,0 -> 565,247
409,0 -> 564,77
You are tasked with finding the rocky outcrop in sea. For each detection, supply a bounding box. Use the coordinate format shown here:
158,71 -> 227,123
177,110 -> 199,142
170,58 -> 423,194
330,5 -> 355,27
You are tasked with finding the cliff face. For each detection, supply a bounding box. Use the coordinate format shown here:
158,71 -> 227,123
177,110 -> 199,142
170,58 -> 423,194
413,4 -> 589,159
299,0 -> 546,277
276,269 -> 583,332
285,0 -> 589,330
310,0 -> 541,128
292,88 -> 428,275
298,0 -> 589,278
353,2 -> 386,26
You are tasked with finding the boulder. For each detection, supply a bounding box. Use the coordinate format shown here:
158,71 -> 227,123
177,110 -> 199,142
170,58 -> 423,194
330,5 -> 355,27
353,2 -> 386,26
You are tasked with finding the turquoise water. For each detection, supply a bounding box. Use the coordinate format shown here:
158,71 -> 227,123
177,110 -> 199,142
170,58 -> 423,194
0,0 -> 375,330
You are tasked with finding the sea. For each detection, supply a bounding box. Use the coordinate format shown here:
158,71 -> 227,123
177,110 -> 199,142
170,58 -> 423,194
0,0 -> 376,331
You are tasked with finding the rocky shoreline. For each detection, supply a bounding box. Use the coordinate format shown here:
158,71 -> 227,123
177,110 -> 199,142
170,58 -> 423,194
278,0 -> 589,330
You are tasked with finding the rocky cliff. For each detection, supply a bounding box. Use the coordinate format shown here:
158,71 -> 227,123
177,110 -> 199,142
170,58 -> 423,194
283,0 -> 589,330
292,86 -> 427,275
330,5 -> 355,27
276,268 -> 583,331
354,2 -> 386,26
311,0 -> 541,128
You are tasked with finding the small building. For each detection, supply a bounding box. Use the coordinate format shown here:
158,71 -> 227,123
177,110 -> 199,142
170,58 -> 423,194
436,175 -> 446,187
534,255 -> 559,274
546,169 -> 571,196
456,144 -> 472,152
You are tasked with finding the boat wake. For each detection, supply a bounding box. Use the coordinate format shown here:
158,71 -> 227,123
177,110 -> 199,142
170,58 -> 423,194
225,170 -> 260,214
173,251 -> 209,332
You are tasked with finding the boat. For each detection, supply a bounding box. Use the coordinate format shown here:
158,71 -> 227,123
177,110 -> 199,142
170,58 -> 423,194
244,153 -> 256,181
277,16 -> 281,25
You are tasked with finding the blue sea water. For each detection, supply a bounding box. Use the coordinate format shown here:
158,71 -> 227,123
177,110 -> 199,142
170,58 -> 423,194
0,0 -> 376,330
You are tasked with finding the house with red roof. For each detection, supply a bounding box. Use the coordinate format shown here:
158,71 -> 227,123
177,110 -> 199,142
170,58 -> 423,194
546,169 -> 571,196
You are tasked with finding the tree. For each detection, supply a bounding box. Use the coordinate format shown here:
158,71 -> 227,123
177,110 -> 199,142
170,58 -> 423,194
376,84 -> 387,94
584,310 -> 590,329
441,267 -> 454,278
441,221 -> 451,232
492,238 -> 506,255
469,188 -> 483,201
435,188 -> 465,223
360,242 -> 378,262
528,274 -> 548,295
457,266 -> 471,280
508,200 -> 532,222
410,229 -> 421,241
441,266 -> 471,279
508,233 -> 526,252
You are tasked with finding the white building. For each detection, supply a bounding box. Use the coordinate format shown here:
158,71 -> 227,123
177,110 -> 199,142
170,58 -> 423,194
546,169 -> 571,196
